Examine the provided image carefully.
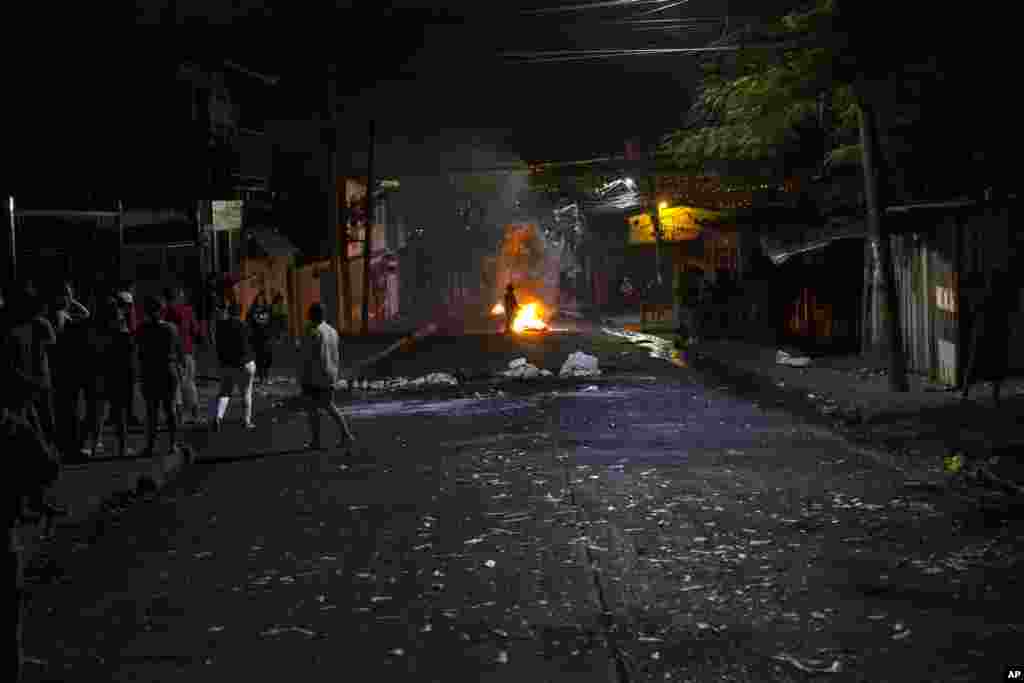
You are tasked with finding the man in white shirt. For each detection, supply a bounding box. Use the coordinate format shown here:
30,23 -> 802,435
298,303 -> 355,450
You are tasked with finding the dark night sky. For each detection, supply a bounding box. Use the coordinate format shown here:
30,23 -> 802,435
8,1 -> 802,192
332,0 -> 797,165
125,0 -> 798,165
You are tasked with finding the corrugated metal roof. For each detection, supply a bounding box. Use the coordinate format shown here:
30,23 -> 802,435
761,218 -> 866,266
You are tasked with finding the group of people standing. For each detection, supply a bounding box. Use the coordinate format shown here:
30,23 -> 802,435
3,274 -> 358,680
1,280 -> 204,464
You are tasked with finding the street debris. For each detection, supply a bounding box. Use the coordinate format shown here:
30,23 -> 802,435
772,653 -> 842,674
260,625 -> 318,638
776,350 -> 812,367
501,357 -> 553,379
560,351 -> 602,378
337,372 -> 459,393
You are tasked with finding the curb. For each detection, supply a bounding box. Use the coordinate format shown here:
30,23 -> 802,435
688,349 -> 950,486
19,445 -> 195,565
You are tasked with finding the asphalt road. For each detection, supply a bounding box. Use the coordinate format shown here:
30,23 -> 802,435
21,330 -> 1024,682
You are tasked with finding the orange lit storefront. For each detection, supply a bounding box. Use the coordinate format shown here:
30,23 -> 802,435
627,204 -> 739,288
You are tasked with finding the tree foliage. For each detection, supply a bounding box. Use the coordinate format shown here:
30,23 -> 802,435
663,1 -> 862,177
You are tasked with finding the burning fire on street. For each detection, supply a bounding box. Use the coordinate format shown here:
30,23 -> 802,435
491,300 -> 550,333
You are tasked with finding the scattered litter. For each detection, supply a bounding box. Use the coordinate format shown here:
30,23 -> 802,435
503,361 -> 542,379
260,625 -> 317,638
582,385 -> 600,392
389,648 -> 405,657
208,625 -> 225,632
776,350 -> 812,367
559,351 -> 602,378
496,650 -> 509,664
772,653 -> 842,674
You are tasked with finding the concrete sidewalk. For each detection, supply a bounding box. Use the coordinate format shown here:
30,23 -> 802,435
690,338 -> 1024,488
20,334 -> 406,565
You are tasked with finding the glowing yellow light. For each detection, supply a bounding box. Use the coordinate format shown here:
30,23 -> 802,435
512,302 -> 548,333
658,201 -> 669,210
491,303 -> 505,316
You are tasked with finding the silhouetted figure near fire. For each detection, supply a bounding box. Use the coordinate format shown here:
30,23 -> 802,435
503,284 -> 519,334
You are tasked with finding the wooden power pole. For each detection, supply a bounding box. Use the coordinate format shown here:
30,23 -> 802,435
856,84 -> 908,392
361,120 -> 375,334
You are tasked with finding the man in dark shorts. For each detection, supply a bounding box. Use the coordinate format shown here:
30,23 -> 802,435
83,297 -> 137,458
298,303 -> 355,450
136,295 -> 183,456
209,302 -> 256,431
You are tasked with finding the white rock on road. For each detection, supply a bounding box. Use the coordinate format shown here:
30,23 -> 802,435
559,351 -> 601,378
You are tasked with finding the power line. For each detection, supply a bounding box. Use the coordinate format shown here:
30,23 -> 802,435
522,0 -> 679,15
501,41 -> 797,63
633,0 -> 693,18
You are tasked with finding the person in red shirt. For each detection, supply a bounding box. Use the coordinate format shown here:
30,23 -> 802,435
163,286 -> 199,423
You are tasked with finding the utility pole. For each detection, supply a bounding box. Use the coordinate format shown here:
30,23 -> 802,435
361,120 -> 375,334
117,200 -> 124,283
340,176 -> 354,333
7,196 -> 16,283
648,175 -> 664,287
856,82 -> 908,392
326,64 -> 344,331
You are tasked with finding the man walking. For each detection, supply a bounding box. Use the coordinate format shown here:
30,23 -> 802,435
247,291 -> 274,385
503,284 -> 519,335
209,303 -> 256,431
299,302 -> 355,451
162,286 -> 199,423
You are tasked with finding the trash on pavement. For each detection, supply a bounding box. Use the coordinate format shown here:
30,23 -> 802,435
501,357 -> 554,379
776,350 -> 812,367
944,453 -> 964,473
560,351 -> 601,378
772,653 -> 842,674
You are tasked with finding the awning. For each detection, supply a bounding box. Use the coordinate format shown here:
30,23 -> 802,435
247,228 -> 299,258
761,218 -> 866,265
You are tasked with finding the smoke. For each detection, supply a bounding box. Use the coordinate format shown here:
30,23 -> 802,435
377,129 -> 558,322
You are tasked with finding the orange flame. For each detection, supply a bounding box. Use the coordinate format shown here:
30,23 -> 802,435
512,302 -> 548,333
